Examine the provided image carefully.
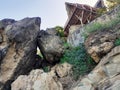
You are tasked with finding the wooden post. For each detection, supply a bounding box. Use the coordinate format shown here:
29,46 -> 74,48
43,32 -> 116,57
75,10 -> 84,27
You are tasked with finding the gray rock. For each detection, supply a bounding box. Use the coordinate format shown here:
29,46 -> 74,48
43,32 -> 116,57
0,47 -> 8,64
72,46 -> 120,90
0,17 -> 41,90
0,19 -> 16,29
37,30 -> 64,63
85,30 -> 116,63
0,34 -> 3,43
11,69 -> 63,90
46,28 -> 58,35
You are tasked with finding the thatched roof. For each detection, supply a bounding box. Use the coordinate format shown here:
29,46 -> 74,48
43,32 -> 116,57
64,2 -> 98,36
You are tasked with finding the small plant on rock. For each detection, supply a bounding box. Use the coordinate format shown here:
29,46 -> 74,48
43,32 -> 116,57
115,38 -> 120,46
60,43 -> 96,80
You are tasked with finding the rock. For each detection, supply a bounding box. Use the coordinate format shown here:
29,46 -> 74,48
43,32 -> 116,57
37,30 -> 64,63
11,69 -> 63,90
46,28 -> 58,35
72,46 -> 120,90
73,78 -> 95,90
0,19 -> 16,62
33,55 -> 43,69
85,30 -> 116,63
50,63 -> 73,90
0,47 -> 8,64
0,34 -> 3,43
0,19 -> 16,29
97,75 -> 120,90
0,17 -> 41,90
55,62 -> 72,78
0,19 -> 16,61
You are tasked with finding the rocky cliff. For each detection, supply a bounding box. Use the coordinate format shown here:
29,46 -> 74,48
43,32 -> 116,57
0,17 -> 64,90
0,5 -> 120,90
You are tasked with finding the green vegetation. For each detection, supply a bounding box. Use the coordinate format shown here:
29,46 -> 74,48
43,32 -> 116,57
55,26 -> 64,37
83,13 -> 120,39
60,44 -> 96,80
115,38 -> 120,46
63,42 -> 71,49
43,66 -> 50,72
106,0 -> 120,10
96,8 -> 107,15
55,26 -> 67,43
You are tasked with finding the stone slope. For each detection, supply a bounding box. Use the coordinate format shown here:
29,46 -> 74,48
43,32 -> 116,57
72,46 -> 120,90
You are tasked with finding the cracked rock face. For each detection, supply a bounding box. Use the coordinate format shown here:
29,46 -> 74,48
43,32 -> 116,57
85,30 -> 116,63
72,46 -> 120,90
37,30 -> 64,64
0,17 -> 41,90
0,19 -> 16,63
11,69 -> 63,90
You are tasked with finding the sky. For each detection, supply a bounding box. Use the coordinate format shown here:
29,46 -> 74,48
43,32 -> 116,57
0,0 -> 98,29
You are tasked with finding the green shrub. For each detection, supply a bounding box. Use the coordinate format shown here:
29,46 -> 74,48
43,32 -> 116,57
115,38 -> 120,46
60,44 -> 96,80
83,12 -> 120,39
55,26 -> 64,37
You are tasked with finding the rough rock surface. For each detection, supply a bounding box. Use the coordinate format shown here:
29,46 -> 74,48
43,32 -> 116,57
0,19 -> 16,28
72,46 -> 120,90
37,30 -> 64,63
11,69 -> 63,90
46,28 -> 58,35
0,17 -> 41,90
0,19 -> 16,62
55,62 -> 72,78
85,30 -> 116,63
50,62 -> 74,90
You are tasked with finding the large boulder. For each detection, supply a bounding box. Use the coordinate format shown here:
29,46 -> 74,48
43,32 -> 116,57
11,69 -> 63,90
37,30 -> 64,64
0,17 -> 41,90
72,46 -> 120,90
46,28 -> 58,35
85,30 -> 116,63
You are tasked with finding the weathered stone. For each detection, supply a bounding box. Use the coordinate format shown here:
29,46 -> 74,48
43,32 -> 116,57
0,19 -> 16,62
97,75 -> 120,90
50,62 -> 73,90
0,19 -> 16,29
11,69 -> 63,90
69,25 -> 81,34
0,34 -> 3,43
85,30 -> 115,63
46,28 -> 58,35
105,63 -> 120,77
55,62 -> 72,78
88,67 -> 107,84
106,80 -> 120,90
72,78 -> 94,90
96,46 -> 120,68
37,30 -> 64,63
0,17 -> 41,90
0,47 -> 8,64
72,46 -> 120,90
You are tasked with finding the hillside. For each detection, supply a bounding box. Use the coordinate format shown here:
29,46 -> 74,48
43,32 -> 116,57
0,5 -> 120,90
